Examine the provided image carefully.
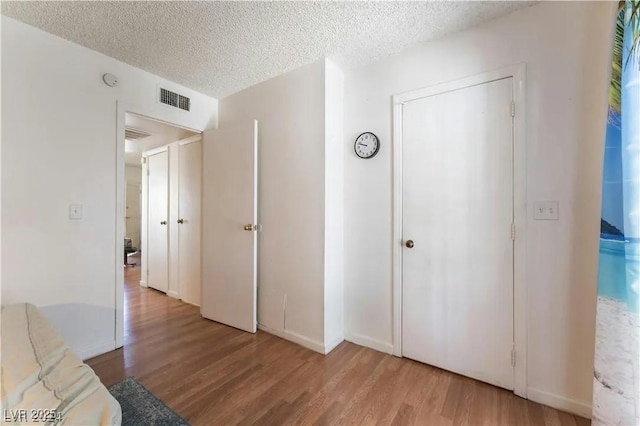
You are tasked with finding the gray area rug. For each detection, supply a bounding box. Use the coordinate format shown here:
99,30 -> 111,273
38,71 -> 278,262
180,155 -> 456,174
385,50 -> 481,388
109,377 -> 190,426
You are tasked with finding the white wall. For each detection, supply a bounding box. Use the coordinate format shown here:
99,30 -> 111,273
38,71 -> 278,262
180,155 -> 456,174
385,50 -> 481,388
324,59 -> 345,353
1,16 -> 218,359
124,165 -> 142,248
344,1 -> 616,417
125,165 -> 142,185
218,59 -> 344,353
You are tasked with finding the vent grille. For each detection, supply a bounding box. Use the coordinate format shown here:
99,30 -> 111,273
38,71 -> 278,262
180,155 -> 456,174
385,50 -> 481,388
125,127 -> 152,140
160,87 -> 190,111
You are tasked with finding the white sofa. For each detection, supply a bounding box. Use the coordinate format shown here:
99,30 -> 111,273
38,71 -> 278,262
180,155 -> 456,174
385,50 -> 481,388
1,303 -> 121,425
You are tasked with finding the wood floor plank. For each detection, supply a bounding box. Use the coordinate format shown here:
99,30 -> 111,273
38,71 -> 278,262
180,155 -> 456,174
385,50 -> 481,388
313,401 -> 344,426
390,403 -> 415,426
451,380 -> 475,426
331,354 -> 391,424
441,375 -> 464,420
416,368 -> 453,424
468,381 -> 499,426
286,344 -> 363,424
358,357 -> 413,425
86,259 -> 591,425
527,400 -> 547,426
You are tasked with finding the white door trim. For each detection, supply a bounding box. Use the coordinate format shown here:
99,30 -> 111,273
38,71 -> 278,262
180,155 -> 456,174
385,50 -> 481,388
391,64 -> 527,397
177,134 -> 202,146
143,144 -> 170,158
115,102 -> 204,349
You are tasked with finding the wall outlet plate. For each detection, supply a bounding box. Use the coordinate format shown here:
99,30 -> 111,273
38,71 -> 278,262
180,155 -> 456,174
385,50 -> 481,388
533,201 -> 559,220
69,204 -> 83,220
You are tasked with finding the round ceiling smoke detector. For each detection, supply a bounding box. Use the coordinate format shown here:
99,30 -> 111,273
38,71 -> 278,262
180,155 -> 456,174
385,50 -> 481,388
102,73 -> 118,87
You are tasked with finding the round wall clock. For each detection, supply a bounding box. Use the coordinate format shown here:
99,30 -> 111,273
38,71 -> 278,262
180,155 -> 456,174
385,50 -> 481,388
354,132 -> 380,159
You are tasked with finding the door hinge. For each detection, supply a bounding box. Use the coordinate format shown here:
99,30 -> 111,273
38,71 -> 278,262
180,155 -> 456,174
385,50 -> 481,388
147,168 -> 150,176
511,347 -> 516,367
511,223 -> 516,240
141,157 -> 147,164
511,101 -> 516,117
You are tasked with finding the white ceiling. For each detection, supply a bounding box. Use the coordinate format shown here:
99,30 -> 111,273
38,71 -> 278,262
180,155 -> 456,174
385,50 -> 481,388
1,1 -> 535,99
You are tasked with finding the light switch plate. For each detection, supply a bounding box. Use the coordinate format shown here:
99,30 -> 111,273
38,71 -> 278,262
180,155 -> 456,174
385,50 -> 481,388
69,204 -> 83,220
534,201 -> 559,220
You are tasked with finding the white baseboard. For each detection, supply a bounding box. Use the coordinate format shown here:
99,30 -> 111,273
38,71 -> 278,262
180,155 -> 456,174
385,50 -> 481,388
527,387 -> 592,419
139,280 -> 148,288
77,339 -> 116,361
258,324 -> 325,354
168,290 -> 179,299
325,335 -> 344,354
345,331 -> 394,354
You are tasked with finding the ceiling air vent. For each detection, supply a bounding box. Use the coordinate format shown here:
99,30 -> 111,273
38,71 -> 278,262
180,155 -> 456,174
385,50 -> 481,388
125,127 -> 152,140
159,87 -> 191,112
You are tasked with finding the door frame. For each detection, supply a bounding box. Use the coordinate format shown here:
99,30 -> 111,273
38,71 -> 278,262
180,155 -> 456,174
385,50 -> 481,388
115,102 -> 204,349
391,64 -> 527,397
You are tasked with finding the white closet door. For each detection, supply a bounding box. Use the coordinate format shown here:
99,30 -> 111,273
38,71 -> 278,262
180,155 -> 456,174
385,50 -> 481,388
201,120 -> 258,333
147,150 -> 169,293
402,77 -> 514,390
178,139 -> 202,306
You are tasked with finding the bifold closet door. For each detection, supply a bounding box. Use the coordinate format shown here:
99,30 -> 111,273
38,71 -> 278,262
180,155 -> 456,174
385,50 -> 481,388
178,140 -> 202,306
147,150 -> 169,293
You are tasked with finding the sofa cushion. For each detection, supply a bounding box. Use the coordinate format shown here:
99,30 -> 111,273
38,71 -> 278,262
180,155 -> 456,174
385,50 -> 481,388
1,303 -> 121,425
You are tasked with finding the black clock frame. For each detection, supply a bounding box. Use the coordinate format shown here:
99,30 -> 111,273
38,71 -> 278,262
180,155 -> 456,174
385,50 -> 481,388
354,132 -> 380,159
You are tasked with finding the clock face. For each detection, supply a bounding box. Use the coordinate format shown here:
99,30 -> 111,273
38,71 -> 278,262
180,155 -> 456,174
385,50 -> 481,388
354,132 -> 380,159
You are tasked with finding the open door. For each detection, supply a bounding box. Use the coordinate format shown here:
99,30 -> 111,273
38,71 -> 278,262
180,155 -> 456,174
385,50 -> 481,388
201,120 -> 258,333
147,149 -> 169,293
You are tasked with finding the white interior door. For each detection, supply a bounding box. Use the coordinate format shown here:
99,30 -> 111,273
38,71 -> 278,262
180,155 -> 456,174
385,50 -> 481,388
147,150 -> 169,293
125,183 -> 141,248
402,77 -> 514,390
178,139 -> 202,306
201,120 -> 258,333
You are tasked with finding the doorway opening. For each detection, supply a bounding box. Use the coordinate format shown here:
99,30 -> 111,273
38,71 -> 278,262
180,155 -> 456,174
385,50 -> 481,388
116,107 -> 260,351
120,111 -> 201,330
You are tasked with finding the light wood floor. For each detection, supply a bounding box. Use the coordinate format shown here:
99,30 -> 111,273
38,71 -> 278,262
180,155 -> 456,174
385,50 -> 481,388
87,259 -> 589,425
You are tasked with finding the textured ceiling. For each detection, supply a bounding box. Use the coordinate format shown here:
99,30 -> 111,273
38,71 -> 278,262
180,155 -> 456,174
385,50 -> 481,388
2,1 -> 535,99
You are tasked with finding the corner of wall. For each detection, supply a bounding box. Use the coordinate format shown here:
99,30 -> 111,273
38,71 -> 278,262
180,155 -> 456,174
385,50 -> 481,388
344,331 -> 393,355
323,58 -> 346,352
78,339 -> 117,361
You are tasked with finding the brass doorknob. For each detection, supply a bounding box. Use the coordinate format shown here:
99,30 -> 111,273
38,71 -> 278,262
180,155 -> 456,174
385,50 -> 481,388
160,221 -> 167,225
243,224 -> 254,231
177,219 -> 184,224
405,240 -> 414,248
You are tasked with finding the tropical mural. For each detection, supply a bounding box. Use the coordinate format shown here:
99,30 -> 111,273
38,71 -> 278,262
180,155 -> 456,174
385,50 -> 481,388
592,1 -> 640,424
